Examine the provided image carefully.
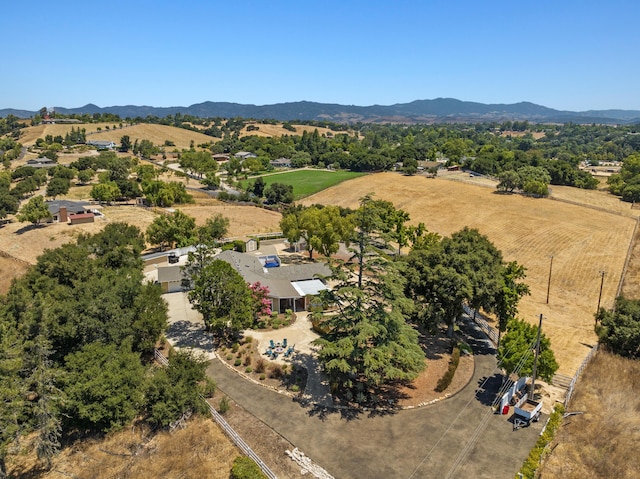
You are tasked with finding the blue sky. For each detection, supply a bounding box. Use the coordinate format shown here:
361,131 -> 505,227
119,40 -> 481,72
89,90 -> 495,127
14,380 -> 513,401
2,0 -> 639,112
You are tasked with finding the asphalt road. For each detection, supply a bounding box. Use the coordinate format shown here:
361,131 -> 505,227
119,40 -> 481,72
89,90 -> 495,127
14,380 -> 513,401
207,318 -> 544,479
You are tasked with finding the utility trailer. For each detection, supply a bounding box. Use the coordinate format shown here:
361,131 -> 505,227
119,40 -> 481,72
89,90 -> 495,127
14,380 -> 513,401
513,399 -> 542,430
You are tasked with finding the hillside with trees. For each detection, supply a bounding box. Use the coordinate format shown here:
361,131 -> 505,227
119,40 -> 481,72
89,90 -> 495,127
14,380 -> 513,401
0,224 -> 219,476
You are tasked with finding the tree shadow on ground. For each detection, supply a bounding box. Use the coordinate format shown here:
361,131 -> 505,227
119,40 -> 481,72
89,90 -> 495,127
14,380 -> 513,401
304,400 -> 400,422
301,376 -> 405,422
475,373 -> 503,406
14,223 -> 42,235
166,320 -> 214,353
417,327 -> 450,361
459,318 -> 496,356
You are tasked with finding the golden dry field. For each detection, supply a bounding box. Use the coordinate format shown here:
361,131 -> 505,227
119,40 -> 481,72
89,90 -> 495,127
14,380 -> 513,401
301,172 -> 638,375
7,416 -> 239,479
539,351 -> 640,478
18,123 -> 216,150
0,199 -> 280,264
18,122 -> 117,145
239,122 -> 345,138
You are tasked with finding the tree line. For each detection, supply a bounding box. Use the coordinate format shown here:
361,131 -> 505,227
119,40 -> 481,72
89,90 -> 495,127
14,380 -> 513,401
0,224 -> 217,476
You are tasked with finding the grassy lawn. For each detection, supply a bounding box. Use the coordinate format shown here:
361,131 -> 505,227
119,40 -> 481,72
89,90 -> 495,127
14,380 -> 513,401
242,169 -> 366,199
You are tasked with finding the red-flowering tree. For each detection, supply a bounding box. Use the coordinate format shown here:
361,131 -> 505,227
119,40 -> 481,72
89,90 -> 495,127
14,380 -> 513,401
249,282 -> 272,317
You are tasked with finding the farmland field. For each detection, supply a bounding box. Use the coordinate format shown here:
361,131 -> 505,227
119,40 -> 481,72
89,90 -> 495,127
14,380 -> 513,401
242,169 -> 366,199
2,167 -> 637,376
301,172 -> 638,375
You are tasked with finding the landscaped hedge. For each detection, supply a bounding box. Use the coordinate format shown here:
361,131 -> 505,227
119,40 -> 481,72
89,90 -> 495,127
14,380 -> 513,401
517,403 -> 565,478
435,344 -> 461,392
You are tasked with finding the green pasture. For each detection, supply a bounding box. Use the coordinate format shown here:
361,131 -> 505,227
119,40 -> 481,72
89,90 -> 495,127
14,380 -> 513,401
242,169 -> 366,199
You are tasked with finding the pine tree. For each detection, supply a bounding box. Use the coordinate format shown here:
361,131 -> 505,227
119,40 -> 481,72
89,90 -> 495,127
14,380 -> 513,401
0,329 -> 25,478
28,334 -> 61,470
314,195 -> 425,403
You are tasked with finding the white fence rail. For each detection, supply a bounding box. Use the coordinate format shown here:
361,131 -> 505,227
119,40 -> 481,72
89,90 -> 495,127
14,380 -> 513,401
154,349 -> 278,479
463,305 -> 498,345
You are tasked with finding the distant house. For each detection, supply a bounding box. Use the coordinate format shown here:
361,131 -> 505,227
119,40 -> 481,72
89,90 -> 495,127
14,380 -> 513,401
42,118 -> 81,124
26,158 -> 56,168
45,200 -> 96,224
270,158 -> 292,168
86,139 -> 116,149
46,200 -> 90,223
234,151 -> 257,161
212,153 -> 230,162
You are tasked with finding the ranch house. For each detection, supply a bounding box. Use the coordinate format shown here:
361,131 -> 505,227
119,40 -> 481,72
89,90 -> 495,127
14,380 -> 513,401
86,140 -> 116,149
46,200 -> 95,224
151,247 -> 331,312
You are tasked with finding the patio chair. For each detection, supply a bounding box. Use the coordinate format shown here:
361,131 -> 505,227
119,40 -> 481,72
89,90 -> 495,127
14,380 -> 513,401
282,338 -> 288,348
269,339 -> 275,349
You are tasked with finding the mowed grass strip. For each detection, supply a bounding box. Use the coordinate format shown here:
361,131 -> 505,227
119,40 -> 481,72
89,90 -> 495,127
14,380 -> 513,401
243,169 -> 366,199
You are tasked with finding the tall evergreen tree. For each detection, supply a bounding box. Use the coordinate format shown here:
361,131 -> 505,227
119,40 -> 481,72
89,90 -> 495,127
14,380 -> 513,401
314,195 -> 425,403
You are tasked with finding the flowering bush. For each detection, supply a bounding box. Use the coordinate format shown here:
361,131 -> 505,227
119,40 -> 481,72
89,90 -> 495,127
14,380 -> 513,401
249,281 -> 272,317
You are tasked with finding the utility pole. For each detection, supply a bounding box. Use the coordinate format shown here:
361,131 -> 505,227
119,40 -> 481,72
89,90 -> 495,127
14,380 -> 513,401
530,313 -> 543,401
596,270 -> 606,321
546,256 -> 554,304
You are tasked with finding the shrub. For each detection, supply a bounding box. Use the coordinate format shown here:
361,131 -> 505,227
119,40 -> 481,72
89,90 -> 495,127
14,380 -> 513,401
458,341 -> 473,355
218,396 -> 230,415
231,342 -> 240,353
518,403 -> 565,478
259,374 -> 266,381
291,384 -> 300,392
255,359 -> 266,373
243,355 -> 252,366
226,354 -> 233,360
244,336 -> 253,344
199,378 -> 216,398
230,456 -> 267,479
234,359 -> 242,367
435,345 -> 461,392
269,364 -> 284,379
245,366 -> 252,373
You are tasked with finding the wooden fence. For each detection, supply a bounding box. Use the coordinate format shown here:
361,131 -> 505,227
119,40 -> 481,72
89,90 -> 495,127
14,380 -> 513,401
564,344 -> 599,408
153,349 -> 278,479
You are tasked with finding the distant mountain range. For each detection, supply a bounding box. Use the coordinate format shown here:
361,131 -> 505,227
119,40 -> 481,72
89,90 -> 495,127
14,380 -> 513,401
2,98 -> 640,124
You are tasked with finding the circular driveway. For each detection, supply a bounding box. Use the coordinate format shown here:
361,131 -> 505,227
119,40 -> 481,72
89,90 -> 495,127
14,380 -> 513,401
207,319 -> 545,479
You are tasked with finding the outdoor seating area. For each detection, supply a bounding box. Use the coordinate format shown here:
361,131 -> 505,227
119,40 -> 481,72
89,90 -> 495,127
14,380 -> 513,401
265,338 -> 295,359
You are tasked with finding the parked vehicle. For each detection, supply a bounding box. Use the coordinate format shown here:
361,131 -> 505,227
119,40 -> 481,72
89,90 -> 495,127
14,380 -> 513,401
513,399 -> 542,430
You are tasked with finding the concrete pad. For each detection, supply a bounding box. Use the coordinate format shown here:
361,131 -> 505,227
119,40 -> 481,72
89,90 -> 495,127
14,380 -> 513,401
163,291 -> 215,360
